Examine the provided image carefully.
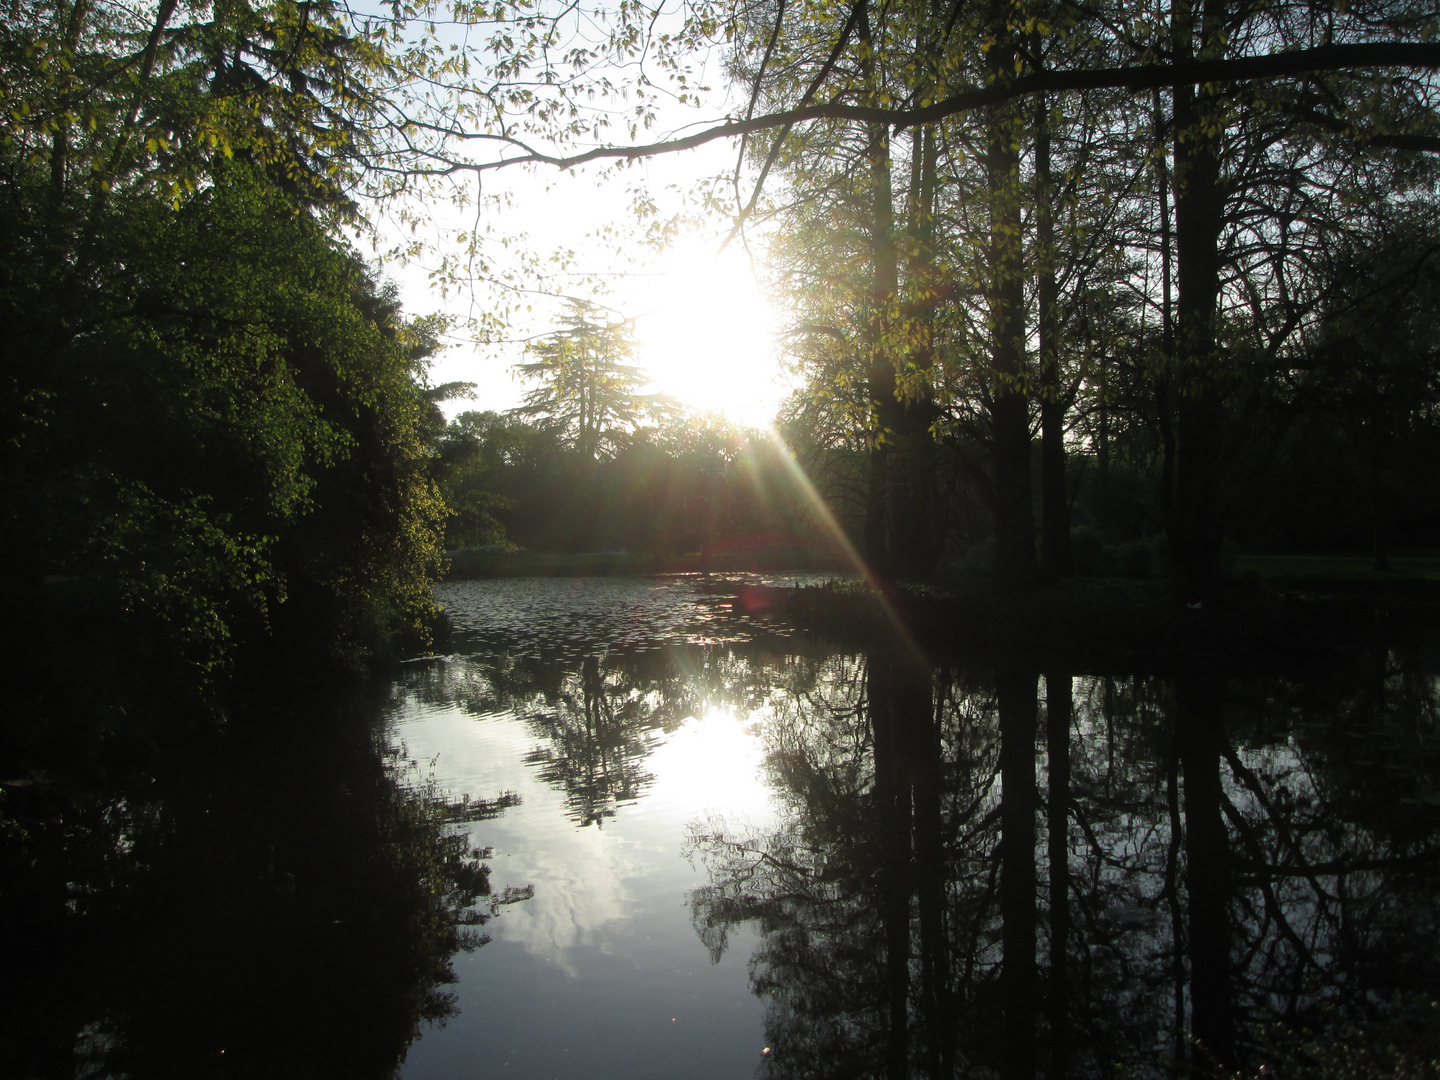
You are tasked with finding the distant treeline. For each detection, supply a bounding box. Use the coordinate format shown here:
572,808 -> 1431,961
433,333 -> 1440,583
431,409 -> 835,561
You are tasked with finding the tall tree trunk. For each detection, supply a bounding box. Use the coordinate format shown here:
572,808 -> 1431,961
1097,354 -> 1112,533
1036,96 -> 1072,579
1154,88 -> 1179,556
1170,0 -> 1227,606
889,125 -> 943,579
866,437 -> 891,574
49,0 -> 93,209
986,17 -> 1037,593
998,667 -> 1038,1080
860,3 -> 901,579
859,3 -> 945,580
1370,439 -> 1390,571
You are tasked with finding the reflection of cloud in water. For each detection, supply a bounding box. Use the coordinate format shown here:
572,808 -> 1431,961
496,708 -> 778,974
493,811 -> 646,977
390,703 -> 655,976
392,696 -> 781,979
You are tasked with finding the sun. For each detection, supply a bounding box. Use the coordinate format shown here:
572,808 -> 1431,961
630,239 -> 786,429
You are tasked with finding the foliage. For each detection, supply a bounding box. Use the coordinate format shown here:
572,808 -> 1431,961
4,164 -> 446,678
430,406 -> 843,560
509,299 -> 670,462
719,0 -> 1440,590
429,409 -> 518,552
1,0 -> 454,755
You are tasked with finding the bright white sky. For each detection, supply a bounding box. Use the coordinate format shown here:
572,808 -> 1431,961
363,58 -> 793,431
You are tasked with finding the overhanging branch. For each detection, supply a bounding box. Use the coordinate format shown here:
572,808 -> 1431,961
453,41 -> 1440,173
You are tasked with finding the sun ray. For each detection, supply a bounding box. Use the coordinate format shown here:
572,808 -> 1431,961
759,426 -> 930,671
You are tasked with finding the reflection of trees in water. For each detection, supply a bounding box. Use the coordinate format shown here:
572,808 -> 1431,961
0,690 -> 524,1080
523,654 -> 669,825
407,639 -> 831,826
688,652 -> 889,1075
686,644 -> 1440,1078
687,652 -> 1002,1079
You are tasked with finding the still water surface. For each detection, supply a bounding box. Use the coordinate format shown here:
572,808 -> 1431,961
395,577 -> 814,1079
11,575 -> 1439,1079
393,576 -> 1440,1079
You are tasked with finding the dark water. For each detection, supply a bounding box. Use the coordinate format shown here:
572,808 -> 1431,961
7,576 -> 1440,1078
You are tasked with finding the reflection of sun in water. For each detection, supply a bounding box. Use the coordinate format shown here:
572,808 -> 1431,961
646,705 -> 774,821
632,240 -> 785,430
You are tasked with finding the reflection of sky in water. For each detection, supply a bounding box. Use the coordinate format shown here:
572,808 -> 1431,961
394,579 -> 1440,1078
392,578 -> 787,1079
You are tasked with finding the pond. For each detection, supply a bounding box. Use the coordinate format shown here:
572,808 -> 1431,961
393,576 -> 1440,1079
6,575 -> 1440,1079
392,576 -> 808,1080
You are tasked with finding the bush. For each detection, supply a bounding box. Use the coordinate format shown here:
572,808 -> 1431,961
1071,526 -> 1107,577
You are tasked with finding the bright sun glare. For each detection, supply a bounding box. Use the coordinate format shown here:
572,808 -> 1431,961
647,705 -> 775,820
630,239 -> 786,430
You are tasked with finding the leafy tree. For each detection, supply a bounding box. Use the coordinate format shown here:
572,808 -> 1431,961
1302,214 -> 1440,567
3,163 -> 447,690
510,299 -> 666,462
429,407 -> 516,552
1,0 -> 455,754
719,0 -> 1440,594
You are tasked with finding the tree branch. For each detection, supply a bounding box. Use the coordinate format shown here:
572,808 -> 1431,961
446,41 -> 1440,174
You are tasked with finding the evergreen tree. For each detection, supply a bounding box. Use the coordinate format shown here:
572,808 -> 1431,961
510,300 -> 665,462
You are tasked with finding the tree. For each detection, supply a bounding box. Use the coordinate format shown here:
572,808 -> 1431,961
429,408 -> 515,552
510,300 -> 667,462
403,0 -> 1440,595
1,0 -> 462,746
1306,215 -> 1440,568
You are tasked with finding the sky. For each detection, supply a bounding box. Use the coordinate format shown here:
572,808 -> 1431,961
360,41 -> 794,431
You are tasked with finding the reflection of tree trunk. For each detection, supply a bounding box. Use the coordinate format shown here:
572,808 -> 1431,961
1045,671 -> 1072,1080
998,667 -> 1038,1080
869,650 -> 913,1080
913,658 -> 951,1078
1164,727 -> 1187,1064
581,655 -> 617,824
1103,677 -> 1116,794
583,654 -> 604,772
1176,671 -> 1235,1069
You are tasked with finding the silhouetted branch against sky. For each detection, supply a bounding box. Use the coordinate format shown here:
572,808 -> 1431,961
418,41 -> 1440,175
